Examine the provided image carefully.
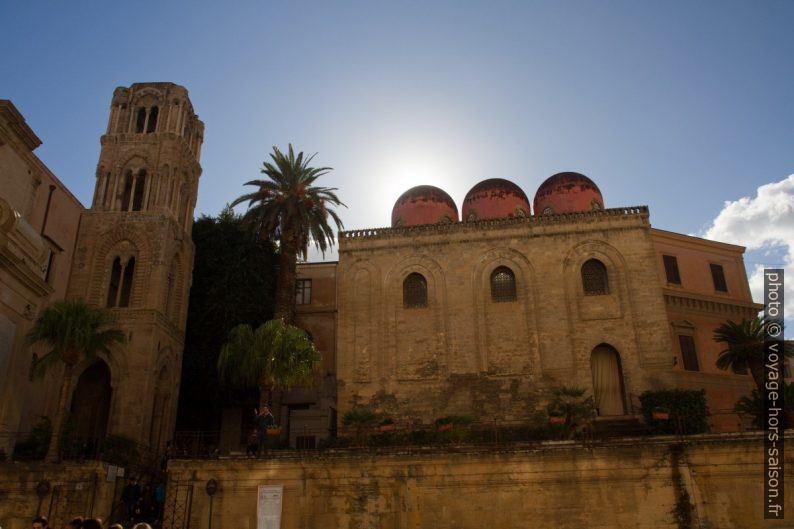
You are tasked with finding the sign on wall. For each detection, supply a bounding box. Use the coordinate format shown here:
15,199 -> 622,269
257,485 -> 283,529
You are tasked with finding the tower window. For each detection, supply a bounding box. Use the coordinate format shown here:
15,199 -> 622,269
581,259 -> 609,295
296,279 -> 312,305
135,107 -> 146,133
147,106 -> 159,133
678,335 -> 699,371
106,257 -> 122,307
710,263 -> 728,292
119,257 -> 135,307
120,171 -> 134,211
403,273 -> 427,309
132,169 -> 146,211
663,255 -> 681,284
107,256 -> 135,308
490,266 -> 517,302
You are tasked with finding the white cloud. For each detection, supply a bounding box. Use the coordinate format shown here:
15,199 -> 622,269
701,174 -> 794,322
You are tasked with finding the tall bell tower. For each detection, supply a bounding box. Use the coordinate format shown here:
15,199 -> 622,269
66,83 -> 203,453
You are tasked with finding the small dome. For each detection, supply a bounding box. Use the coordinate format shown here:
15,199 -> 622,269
391,185 -> 459,227
462,178 -> 531,221
534,172 -> 604,215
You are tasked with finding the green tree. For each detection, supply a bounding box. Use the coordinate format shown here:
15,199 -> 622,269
231,144 -> 345,324
26,299 -> 124,462
217,319 -> 321,410
714,317 -> 792,392
176,207 -> 278,431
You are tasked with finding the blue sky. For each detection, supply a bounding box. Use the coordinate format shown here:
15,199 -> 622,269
3,1 -> 793,315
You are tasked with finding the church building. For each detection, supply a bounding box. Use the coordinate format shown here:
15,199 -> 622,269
297,175 -> 764,437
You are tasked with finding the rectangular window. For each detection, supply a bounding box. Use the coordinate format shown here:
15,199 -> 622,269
295,279 -> 312,305
710,263 -> 728,292
44,249 -> 56,284
663,255 -> 681,284
678,335 -> 699,371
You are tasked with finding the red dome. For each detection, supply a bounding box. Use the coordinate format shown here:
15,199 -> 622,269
533,172 -> 604,215
462,179 -> 531,221
391,185 -> 459,227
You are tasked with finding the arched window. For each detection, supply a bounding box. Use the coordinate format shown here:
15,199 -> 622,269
135,107 -> 146,133
132,169 -> 146,211
106,257 -> 122,307
403,273 -> 427,308
582,259 -> 609,295
107,256 -> 135,308
146,106 -> 159,133
490,266 -> 517,302
120,170 -> 134,211
119,257 -> 135,307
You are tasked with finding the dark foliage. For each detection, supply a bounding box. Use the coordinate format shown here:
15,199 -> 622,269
639,389 -> 709,435
175,207 -> 278,431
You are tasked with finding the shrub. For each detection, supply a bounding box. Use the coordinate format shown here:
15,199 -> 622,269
735,382 -> 794,429
13,416 -> 52,460
342,407 -> 376,445
546,386 -> 595,439
639,389 -> 709,435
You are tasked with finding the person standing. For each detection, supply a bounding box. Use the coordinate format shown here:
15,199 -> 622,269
121,477 -> 140,523
31,517 -> 48,529
254,406 -> 275,456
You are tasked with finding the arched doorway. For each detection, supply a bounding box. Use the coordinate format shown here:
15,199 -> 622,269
590,344 -> 626,416
70,360 -> 112,447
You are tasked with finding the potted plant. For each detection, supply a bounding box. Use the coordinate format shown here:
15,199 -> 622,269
545,386 -> 596,439
266,425 -> 282,436
342,407 -> 376,445
435,416 -> 454,432
651,407 -> 671,420
378,418 -> 396,433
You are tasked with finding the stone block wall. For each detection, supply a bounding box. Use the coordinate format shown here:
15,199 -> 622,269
165,433 -> 794,529
0,461 -> 118,529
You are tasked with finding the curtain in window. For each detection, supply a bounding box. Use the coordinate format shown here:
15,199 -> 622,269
591,345 -> 626,416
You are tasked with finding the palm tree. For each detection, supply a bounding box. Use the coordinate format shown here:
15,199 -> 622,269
714,317 -> 792,392
231,144 -> 345,324
26,299 -> 125,462
217,319 -> 321,410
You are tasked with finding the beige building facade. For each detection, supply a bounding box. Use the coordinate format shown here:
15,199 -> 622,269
0,100 -> 84,454
324,176 -> 766,432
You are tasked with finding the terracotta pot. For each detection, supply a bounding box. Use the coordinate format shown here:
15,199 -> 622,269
378,424 -> 396,433
266,428 -> 282,436
549,416 -> 566,425
652,411 -> 670,420
437,422 -> 453,432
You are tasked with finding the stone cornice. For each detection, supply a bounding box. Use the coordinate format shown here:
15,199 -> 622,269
663,290 -> 762,318
340,206 -> 649,248
650,228 -> 746,254
0,100 -> 42,151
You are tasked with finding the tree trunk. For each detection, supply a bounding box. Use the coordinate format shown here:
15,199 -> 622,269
273,229 -> 299,325
45,362 -> 75,463
748,357 -> 766,393
257,375 -> 271,411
